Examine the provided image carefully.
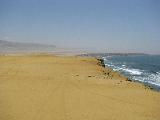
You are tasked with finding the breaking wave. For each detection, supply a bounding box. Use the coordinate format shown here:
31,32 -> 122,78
103,55 -> 160,88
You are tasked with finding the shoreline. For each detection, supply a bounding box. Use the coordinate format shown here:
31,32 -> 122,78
97,57 -> 160,91
1,53 -> 160,91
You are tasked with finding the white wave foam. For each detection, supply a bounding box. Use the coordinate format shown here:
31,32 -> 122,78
103,58 -> 160,87
133,77 -> 160,87
113,67 -> 123,71
122,64 -> 126,67
132,72 -> 160,87
123,68 -> 142,75
102,57 -> 107,61
105,63 -> 142,75
148,72 -> 160,83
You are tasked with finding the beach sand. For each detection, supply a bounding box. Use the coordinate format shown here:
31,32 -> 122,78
0,55 -> 160,120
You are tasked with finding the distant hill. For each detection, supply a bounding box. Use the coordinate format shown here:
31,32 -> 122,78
0,40 -> 56,54
80,53 -> 149,57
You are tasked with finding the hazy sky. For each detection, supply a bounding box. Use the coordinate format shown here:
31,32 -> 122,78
0,0 -> 160,54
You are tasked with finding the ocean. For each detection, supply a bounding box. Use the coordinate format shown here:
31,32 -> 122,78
102,55 -> 160,89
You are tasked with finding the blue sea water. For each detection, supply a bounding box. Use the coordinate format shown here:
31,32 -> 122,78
103,55 -> 160,88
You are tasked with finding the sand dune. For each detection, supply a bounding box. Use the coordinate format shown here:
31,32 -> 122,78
0,55 -> 160,120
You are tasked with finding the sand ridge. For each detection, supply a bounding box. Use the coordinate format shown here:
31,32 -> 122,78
0,55 -> 160,120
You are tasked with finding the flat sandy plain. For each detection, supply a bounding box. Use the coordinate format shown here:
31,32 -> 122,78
0,55 -> 160,120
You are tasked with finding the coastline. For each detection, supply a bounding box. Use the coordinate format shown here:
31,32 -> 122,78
97,57 -> 160,91
0,54 -> 160,120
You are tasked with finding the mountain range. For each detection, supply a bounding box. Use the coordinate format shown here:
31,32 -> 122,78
0,40 -> 56,54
